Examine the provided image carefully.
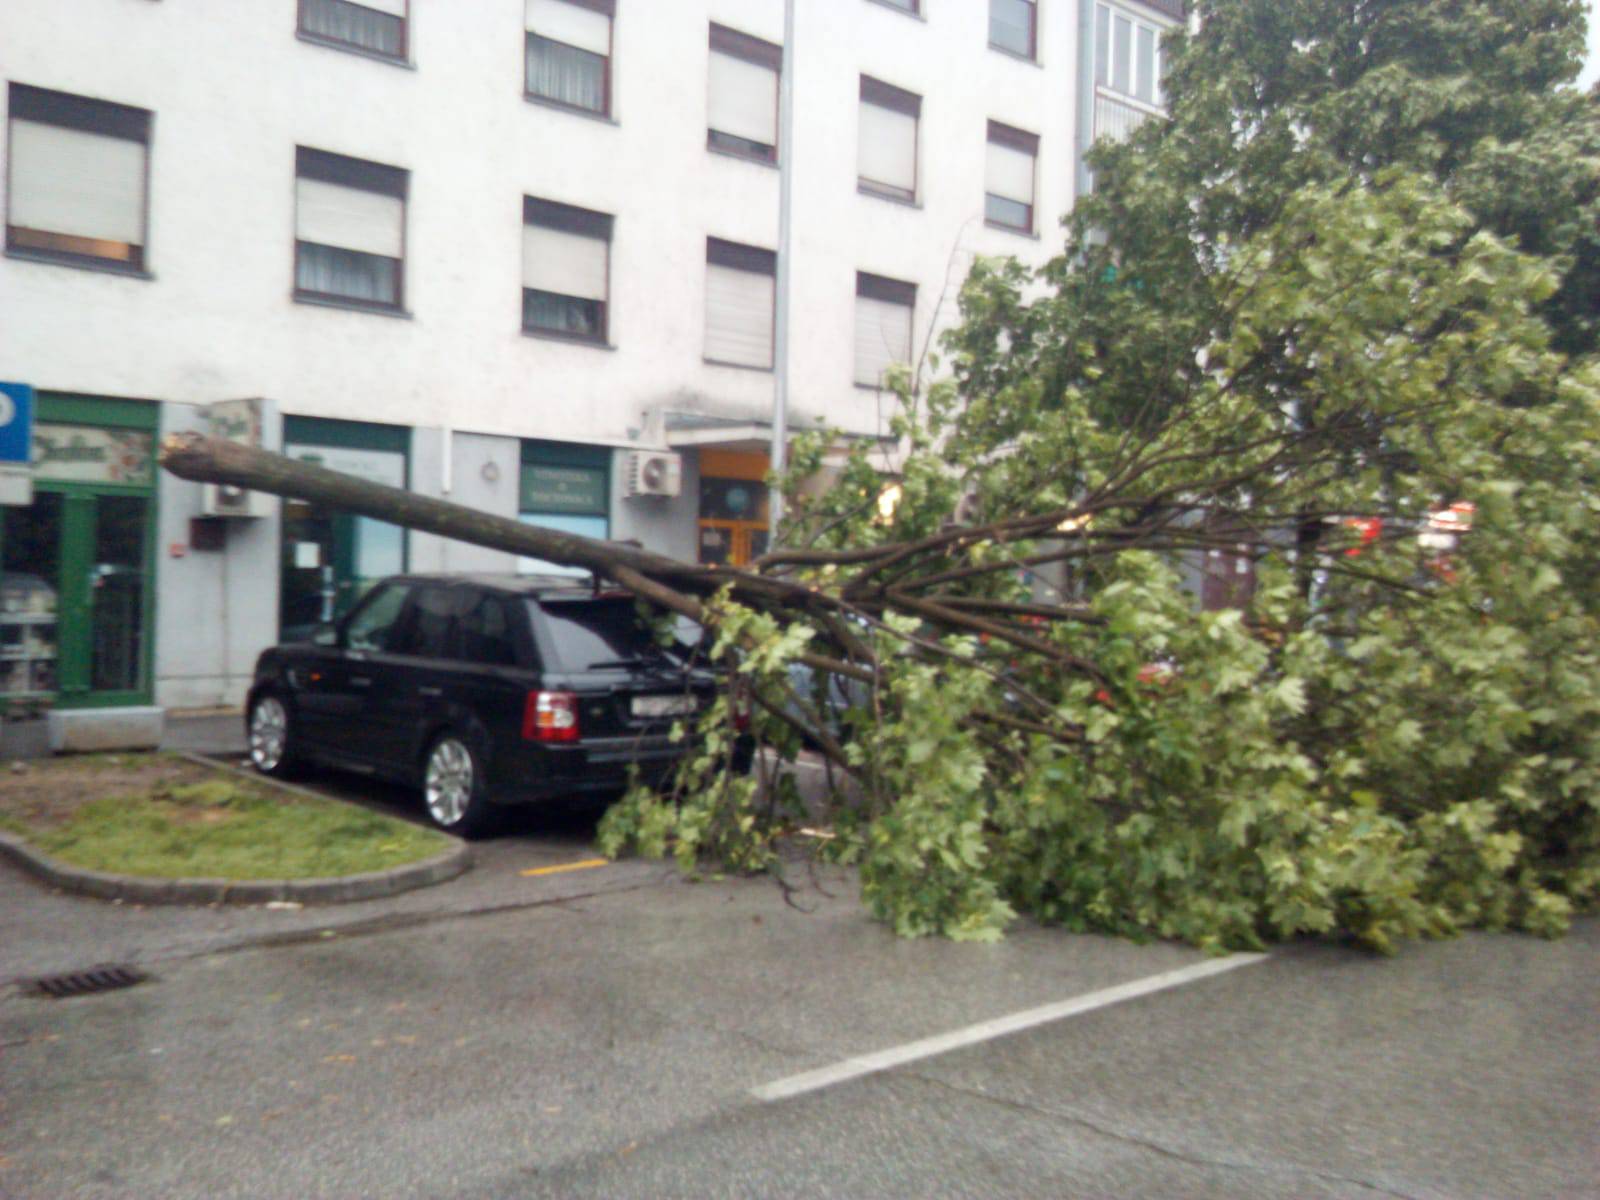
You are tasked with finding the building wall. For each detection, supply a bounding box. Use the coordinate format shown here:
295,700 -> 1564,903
0,0 -> 1077,446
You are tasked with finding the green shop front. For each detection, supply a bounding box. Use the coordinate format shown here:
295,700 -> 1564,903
279,416 -> 411,641
0,394 -> 159,711
517,440 -> 610,576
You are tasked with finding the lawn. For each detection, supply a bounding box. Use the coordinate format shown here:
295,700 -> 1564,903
0,753 -> 450,879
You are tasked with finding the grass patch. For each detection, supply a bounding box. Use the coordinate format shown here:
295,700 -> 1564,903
1,754 -> 450,880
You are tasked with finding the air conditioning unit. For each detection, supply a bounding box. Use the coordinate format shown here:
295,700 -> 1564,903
625,451 -> 682,499
201,481 -> 269,518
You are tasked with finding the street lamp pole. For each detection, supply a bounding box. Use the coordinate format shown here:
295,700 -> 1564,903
769,0 -> 797,543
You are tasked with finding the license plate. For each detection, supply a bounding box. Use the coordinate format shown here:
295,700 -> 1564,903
632,694 -> 698,718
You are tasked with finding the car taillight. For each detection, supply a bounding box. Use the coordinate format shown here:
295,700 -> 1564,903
523,691 -> 579,743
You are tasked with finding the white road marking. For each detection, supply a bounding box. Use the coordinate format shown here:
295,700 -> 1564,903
750,952 -> 1269,1102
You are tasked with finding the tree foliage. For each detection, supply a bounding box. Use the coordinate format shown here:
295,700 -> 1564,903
596,0 -> 1600,951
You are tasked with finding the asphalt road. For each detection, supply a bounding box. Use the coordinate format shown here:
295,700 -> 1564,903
3,824 -> 1597,1200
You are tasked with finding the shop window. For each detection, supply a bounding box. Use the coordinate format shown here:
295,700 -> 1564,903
858,76 -> 920,203
294,146 -> 408,312
854,272 -> 916,387
704,237 -> 776,369
299,0 -> 408,61
707,23 -> 782,163
522,196 -> 612,344
518,448 -> 609,577
526,0 -> 615,116
5,83 -> 152,273
985,120 -> 1039,233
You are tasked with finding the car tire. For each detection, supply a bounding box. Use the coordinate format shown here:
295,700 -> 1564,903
422,732 -> 498,839
247,692 -> 301,779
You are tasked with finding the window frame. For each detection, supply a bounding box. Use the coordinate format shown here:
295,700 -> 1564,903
296,0 -> 411,65
521,195 -> 614,346
4,83 -> 153,276
706,23 -> 783,165
856,75 -> 922,204
984,119 -> 1039,234
989,0 -> 1038,62
524,0 -> 616,119
854,272 -> 917,388
866,0 -> 921,15
1094,1 -> 1166,108
704,236 -> 778,371
292,145 -> 409,315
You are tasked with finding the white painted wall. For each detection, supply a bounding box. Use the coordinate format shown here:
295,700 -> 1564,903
0,0 -> 1076,449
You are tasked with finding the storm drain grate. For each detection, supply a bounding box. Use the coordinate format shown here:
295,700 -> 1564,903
26,964 -> 150,1000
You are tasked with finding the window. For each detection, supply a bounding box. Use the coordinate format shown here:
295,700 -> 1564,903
522,197 -> 612,343
704,237 -> 776,369
990,0 -> 1037,59
985,120 -> 1038,232
870,0 -> 920,13
345,582 -> 411,651
857,77 -> 920,203
299,0 -> 408,61
1095,2 -> 1163,105
707,24 -> 782,163
294,146 -> 407,311
5,83 -> 151,272
854,273 -> 916,387
525,0 -> 614,117
459,592 -> 518,667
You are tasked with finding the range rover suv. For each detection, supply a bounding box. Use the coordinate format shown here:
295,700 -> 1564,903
244,574 -> 729,837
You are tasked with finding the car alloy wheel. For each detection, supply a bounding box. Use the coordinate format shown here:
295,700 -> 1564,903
425,736 -> 476,829
249,696 -> 290,774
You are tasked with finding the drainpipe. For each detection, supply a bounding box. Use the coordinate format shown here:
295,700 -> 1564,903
769,0 -> 796,543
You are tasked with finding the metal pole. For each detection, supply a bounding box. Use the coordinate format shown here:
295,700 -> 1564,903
769,0 -> 797,542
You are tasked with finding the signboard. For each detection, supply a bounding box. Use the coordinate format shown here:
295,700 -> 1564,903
519,464 -> 607,515
32,423 -> 154,487
0,382 -> 34,505
206,397 -> 262,446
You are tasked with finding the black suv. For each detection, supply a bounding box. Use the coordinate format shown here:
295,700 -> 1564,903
244,574 -> 727,836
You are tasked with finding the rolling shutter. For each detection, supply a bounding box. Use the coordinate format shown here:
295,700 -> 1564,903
7,119 -> 146,244
522,225 -> 607,301
525,0 -> 610,53
295,177 -> 403,258
705,263 -> 774,368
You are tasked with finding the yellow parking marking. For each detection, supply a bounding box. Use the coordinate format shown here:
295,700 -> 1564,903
520,857 -> 610,878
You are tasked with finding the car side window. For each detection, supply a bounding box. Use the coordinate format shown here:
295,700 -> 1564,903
459,592 -> 518,667
392,585 -> 459,660
345,583 -> 410,652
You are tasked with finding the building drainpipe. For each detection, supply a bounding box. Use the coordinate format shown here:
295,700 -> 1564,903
769,0 -> 797,543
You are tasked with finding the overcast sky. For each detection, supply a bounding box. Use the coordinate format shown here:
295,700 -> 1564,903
1582,0 -> 1600,89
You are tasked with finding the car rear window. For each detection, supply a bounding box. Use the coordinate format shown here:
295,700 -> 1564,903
531,597 -> 677,671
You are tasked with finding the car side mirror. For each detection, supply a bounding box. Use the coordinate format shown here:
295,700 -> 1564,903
311,623 -> 338,647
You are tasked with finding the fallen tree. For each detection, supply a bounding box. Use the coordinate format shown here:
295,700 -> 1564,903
162,0 -> 1600,951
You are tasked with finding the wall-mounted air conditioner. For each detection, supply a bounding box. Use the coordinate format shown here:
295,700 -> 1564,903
625,451 -> 682,499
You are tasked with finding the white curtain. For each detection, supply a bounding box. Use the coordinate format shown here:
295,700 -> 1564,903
522,224 -> 607,301
705,264 -> 774,368
526,35 -> 606,110
857,103 -> 916,193
525,0 -> 610,53
708,53 -> 777,145
295,178 -> 403,257
854,296 -> 912,386
7,119 -> 145,244
301,0 -> 404,55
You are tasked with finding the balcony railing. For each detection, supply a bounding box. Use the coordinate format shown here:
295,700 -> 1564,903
1093,88 -> 1167,144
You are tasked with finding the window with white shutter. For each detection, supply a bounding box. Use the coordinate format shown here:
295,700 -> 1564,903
854,273 -> 916,387
522,197 -> 613,343
704,238 -> 776,369
707,24 -> 782,163
526,0 -> 614,116
5,83 -> 151,272
857,77 -> 920,203
985,120 -> 1038,233
294,146 -> 408,311
299,0 -> 408,61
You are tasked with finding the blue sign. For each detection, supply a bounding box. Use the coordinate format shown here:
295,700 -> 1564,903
0,383 -> 34,466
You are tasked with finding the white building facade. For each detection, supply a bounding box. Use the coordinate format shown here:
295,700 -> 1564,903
0,0 -> 1180,721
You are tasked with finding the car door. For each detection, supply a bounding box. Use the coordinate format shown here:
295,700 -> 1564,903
301,580 -> 413,762
361,582 -> 461,774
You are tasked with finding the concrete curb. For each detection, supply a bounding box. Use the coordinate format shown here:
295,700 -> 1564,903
0,753 -> 473,905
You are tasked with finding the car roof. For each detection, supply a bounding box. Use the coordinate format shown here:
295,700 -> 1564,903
386,572 -> 629,600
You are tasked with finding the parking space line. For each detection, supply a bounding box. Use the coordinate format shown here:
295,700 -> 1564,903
750,953 -> 1269,1103
520,858 -> 611,878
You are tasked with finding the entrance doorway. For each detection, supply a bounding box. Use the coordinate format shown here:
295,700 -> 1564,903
697,449 -> 770,568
